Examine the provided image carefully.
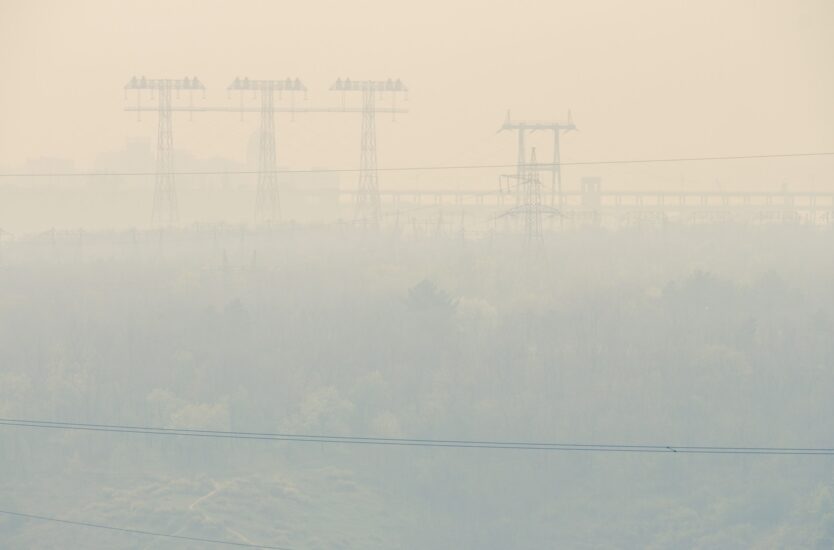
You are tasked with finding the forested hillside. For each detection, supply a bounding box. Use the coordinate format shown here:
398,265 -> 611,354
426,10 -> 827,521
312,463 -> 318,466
1,226 -> 833,548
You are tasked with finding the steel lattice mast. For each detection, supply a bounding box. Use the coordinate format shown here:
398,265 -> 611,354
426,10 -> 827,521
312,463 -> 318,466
228,77 -> 306,223
330,78 -> 408,228
124,76 -> 205,226
498,147 -> 558,247
523,148 -> 544,245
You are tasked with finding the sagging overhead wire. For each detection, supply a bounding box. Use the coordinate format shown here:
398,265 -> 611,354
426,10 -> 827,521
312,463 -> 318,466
1,418 -> 833,456
0,151 -> 832,178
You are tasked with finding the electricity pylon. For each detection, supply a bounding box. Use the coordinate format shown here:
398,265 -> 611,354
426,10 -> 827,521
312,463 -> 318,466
124,76 -> 205,226
523,148 -> 544,245
228,77 -> 306,224
499,148 -> 558,247
330,78 -> 408,229
499,111 -> 576,208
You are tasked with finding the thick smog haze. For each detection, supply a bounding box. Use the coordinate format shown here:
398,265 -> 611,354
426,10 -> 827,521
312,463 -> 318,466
1,0 -> 833,170
1,1 -> 834,549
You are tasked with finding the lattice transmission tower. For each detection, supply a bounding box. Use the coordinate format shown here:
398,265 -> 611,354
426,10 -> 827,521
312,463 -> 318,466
228,77 -> 306,223
124,76 -> 205,226
522,148 -> 544,245
330,78 -> 407,228
499,148 -> 558,247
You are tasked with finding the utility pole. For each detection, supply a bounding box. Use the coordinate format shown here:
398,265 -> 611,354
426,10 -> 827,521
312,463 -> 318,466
330,78 -> 408,229
125,76 -> 205,226
228,77 -> 306,224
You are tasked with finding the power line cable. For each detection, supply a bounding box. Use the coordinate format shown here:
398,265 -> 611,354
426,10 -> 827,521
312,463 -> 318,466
0,509 -> 291,549
0,151 -> 832,178
1,418 -> 833,456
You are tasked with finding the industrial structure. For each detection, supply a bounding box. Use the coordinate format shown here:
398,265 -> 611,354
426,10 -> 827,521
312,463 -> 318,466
228,77 -> 306,223
497,148 -> 563,245
499,111 -> 576,208
124,76 -> 205,226
111,76 -> 834,235
124,76 -> 407,227
330,78 -> 408,228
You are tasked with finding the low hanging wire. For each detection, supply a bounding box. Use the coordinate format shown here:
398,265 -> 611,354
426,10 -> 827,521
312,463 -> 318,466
0,151 -> 832,178
2,417 -> 833,455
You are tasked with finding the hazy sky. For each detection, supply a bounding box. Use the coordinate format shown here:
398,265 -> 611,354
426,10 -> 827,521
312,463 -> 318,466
1,0 -> 833,173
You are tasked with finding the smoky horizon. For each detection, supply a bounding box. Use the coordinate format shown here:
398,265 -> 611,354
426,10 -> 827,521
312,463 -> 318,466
1,1 -> 833,549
